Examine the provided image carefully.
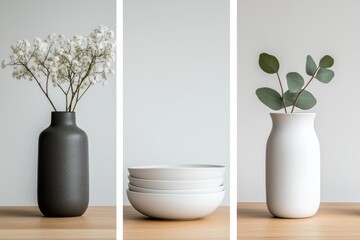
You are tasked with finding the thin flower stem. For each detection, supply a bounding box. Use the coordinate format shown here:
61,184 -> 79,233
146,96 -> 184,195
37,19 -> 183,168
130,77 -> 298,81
66,73 -> 74,96
21,64 -> 57,111
42,41 -> 54,65
78,84 -> 92,101
72,84 -> 92,111
57,84 -> 67,95
72,88 -> 81,112
66,92 -> 69,111
65,79 -> 73,111
46,76 -> 49,94
276,72 -> 288,113
26,50 -> 36,65
68,58 -> 95,110
290,67 -> 320,113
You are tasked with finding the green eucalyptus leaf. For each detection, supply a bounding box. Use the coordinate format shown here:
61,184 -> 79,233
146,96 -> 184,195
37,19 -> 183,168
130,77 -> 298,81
259,53 -> 280,74
286,72 -> 304,93
296,90 -> 317,110
256,87 -> 283,110
319,55 -> 334,68
283,90 -> 296,107
283,90 -> 317,110
316,68 -> 335,83
306,55 -> 317,76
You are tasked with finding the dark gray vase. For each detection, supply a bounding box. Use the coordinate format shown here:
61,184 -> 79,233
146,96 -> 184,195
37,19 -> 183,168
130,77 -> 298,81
38,112 -> 89,217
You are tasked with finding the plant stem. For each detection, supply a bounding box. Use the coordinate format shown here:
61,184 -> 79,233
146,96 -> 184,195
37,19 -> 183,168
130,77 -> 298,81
21,64 -> 57,111
290,67 -> 320,113
66,92 -> 68,111
68,58 -> 95,110
42,41 -> 54,65
65,79 -> 73,111
56,84 -> 66,95
276,72 -> 288,113
72,84 -> 91,111
46,76 -> 49,94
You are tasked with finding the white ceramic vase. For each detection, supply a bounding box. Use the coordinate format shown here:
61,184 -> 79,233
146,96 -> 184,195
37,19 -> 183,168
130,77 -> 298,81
266,113 -> 320,218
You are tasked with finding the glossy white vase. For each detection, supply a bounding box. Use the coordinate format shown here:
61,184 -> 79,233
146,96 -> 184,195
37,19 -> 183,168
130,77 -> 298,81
266,113 -> 320,218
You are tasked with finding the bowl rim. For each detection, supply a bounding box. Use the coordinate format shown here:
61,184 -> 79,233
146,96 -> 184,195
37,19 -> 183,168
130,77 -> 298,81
128,183 -> 224,192
126,188 -> 225,197
128,175 -> 225,183
128,164 -> 225,170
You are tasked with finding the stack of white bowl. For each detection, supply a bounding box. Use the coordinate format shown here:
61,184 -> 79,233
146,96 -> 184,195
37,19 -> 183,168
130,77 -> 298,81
126,164 -> 225,220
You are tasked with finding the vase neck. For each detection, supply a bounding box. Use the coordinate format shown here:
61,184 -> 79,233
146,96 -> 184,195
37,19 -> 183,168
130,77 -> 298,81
51,112 -> 76,126
270,113 -> 316,129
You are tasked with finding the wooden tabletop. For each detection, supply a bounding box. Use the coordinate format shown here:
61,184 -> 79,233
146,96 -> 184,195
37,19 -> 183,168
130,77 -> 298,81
0,206 -> 115,240
123,205 -> 229,240
238,202 -> 360,239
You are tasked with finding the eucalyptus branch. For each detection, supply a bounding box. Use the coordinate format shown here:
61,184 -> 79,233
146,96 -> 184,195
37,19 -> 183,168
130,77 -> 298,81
276,72 -> 288,113
290,67 -> 320,113
256,53 -> 335,113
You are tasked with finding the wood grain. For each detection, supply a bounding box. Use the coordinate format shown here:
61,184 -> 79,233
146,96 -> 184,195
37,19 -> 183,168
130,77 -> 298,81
123,205 -> 229,240
238,202 -> 360,240
0,206 -> 115,239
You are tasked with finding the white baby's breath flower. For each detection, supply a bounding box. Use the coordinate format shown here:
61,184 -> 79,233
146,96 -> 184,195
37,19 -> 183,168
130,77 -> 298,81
24,39 -> 30,48
108,30 -> 114,38
1,60 -> 7,69
3,26 -> 115,111
47,33 -> 57,41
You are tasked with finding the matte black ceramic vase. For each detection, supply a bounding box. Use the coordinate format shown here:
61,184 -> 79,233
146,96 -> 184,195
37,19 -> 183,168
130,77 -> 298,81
38,112 -> 89,217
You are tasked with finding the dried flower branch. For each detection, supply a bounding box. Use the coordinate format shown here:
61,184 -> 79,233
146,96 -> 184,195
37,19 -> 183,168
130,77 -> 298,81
2,25 -> 116,112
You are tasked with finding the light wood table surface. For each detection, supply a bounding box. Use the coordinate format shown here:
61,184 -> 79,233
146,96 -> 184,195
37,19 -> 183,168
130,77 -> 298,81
0,206 -> 115,240
238,202 -> 360,239
123,205 -> 229,240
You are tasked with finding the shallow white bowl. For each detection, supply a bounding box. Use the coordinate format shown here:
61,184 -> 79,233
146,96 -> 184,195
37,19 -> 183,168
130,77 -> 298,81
126,189 -> 225,220
128,164 -> 225,181
128,176 -> 224,190
128,183 -> 224,194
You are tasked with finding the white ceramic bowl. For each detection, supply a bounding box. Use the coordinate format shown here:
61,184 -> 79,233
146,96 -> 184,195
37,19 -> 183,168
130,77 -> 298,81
128,176 -> 224,190
128,183 -> 224,194
126,189 -> 225,220
128,164 -> 225,181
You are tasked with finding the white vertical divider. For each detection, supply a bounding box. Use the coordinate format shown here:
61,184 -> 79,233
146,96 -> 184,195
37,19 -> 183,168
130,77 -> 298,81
117,0 -> 124,239
230,0 -> 238,239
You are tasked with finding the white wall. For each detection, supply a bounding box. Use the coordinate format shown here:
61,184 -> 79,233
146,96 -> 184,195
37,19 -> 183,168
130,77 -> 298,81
124,0 -> 230,204
238,0 -> 360,202
0,0 -> 116,205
